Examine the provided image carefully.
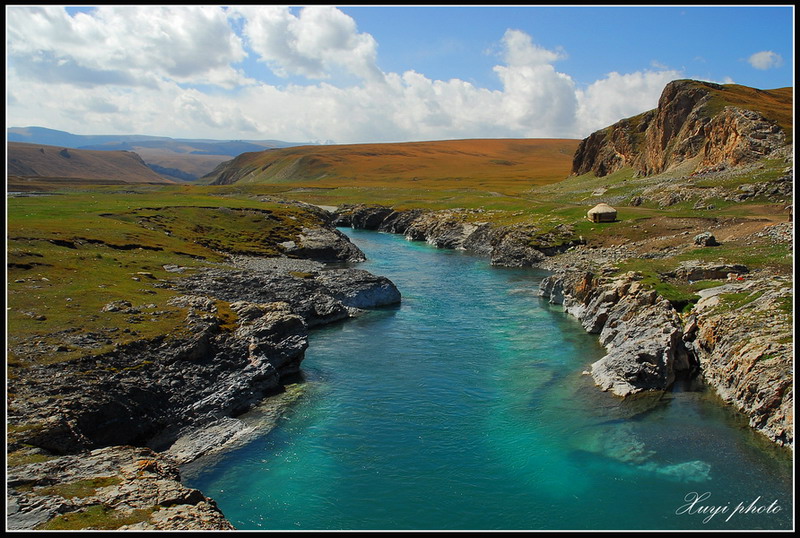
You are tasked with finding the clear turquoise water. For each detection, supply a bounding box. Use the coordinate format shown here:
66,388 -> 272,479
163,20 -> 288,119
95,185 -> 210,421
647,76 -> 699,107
186,229 -> 793,530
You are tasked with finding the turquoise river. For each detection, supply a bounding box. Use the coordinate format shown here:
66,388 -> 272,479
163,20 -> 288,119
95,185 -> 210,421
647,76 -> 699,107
186,228 -> 793,531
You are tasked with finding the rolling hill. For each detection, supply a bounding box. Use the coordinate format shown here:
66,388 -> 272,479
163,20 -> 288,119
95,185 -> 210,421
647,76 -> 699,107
7,141 -> 174,186
7,127 -> 311,181
201,138 -> 581,194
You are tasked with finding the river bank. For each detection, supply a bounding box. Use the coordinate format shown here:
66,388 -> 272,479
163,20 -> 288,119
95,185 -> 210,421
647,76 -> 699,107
185,227 -> 793,531
332,203 -> 793,451
6,201 -> 792,530
6,211 -> 401,530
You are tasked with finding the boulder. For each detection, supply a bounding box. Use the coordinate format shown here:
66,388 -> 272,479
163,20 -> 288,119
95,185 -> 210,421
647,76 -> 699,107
693,232 -> 719,246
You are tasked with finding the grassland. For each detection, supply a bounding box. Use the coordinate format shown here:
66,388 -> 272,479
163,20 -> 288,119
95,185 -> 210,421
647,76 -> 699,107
203,138 -> 579,191
6,186 -> 328,369
6,118 -> 792,371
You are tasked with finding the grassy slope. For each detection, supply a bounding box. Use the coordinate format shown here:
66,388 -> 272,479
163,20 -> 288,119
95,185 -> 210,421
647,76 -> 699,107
204,138 -> 579,191
7,142 -> 172,184
6,186 -> 327,369
699,83 -> 793,142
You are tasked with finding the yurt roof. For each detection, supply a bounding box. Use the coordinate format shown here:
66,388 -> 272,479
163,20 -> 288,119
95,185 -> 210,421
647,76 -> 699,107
588,203 -> 617,213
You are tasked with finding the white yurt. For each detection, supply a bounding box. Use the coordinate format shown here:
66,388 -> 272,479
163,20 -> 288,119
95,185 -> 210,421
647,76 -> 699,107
587,203 -> 617,223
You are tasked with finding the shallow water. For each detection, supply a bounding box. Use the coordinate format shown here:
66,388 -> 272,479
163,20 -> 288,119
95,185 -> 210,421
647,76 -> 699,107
186,229 -> 793,530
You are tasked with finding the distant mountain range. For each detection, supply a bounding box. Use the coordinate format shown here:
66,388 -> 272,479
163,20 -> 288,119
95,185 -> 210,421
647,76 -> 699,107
7,127 -> 312,181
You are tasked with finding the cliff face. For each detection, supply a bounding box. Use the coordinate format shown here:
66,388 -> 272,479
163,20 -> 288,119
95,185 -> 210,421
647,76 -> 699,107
685,277 -> 793,448
539,267 -> 793,450
572,80 -> 789,177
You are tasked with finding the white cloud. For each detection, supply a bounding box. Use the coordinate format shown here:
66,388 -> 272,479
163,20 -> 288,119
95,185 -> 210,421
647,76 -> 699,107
232,5 -> 383,82
747,50 -> 783,70
6,6 -> 684,143
6,5 -> 249,88
575,69 -> 684,135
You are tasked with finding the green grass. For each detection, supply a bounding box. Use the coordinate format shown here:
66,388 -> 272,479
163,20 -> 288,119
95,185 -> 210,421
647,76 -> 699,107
6,188 -> 327,368
611,260 -> 732,313
6,449 -> 59,467
36,476 -> 123,499
36,504 -> 157,530
718,290 -> 766,311
7,146 -> 792,371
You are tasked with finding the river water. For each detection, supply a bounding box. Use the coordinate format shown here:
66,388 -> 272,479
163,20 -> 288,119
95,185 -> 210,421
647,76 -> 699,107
186,229 -> 793,530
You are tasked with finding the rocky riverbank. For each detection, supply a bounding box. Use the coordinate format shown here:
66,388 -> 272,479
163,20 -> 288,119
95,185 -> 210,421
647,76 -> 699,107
7,217 -> 401,530
333,204 -> 581,267
334,203 -> 793,451
539,270 -> 694,397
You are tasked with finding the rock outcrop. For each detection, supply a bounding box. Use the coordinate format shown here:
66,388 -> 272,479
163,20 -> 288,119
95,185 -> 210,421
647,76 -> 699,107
8,266 -> 400,457
538,262 -> 793,451
7,446 -> 233,530
333,204 -> 580,268
572,80 -> 789,177
539,271 -> 693,397
684,276 -> 793,448
7,219 -> 401,530
281,226 -> 366,262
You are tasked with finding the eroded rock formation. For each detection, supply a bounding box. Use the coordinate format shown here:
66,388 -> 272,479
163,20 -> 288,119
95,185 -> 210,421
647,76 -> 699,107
571,80 -> 788,177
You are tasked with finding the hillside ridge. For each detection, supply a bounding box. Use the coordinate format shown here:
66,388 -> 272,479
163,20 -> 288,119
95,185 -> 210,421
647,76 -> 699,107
7,141 -> 173,184
202,138 -> 580,193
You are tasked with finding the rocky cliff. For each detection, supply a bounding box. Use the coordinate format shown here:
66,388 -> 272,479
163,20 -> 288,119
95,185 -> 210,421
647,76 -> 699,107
572,80 -> 790,177
685,276 -> 793,448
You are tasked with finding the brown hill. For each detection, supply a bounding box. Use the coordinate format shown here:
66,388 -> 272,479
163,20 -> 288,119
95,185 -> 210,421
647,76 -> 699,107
202,138 -> 580,194
572,80 -> 793,177
7,142 -> 174,184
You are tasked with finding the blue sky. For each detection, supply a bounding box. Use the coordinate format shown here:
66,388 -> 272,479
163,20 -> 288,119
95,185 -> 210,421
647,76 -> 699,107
6,5 -> 794,143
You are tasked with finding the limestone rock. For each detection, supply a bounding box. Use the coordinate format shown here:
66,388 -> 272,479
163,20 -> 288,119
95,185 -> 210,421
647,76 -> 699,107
540,272 -> 692,397
685,276 -> 793,449
283,226 -> 366,262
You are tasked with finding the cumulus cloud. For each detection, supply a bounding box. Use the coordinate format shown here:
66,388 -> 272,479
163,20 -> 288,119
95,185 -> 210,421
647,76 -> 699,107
6,5 -> 683,142
747,50 -> 783,70
575,69 -> 684,135
231,5 -> 383,82
6,5 -> 249,88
